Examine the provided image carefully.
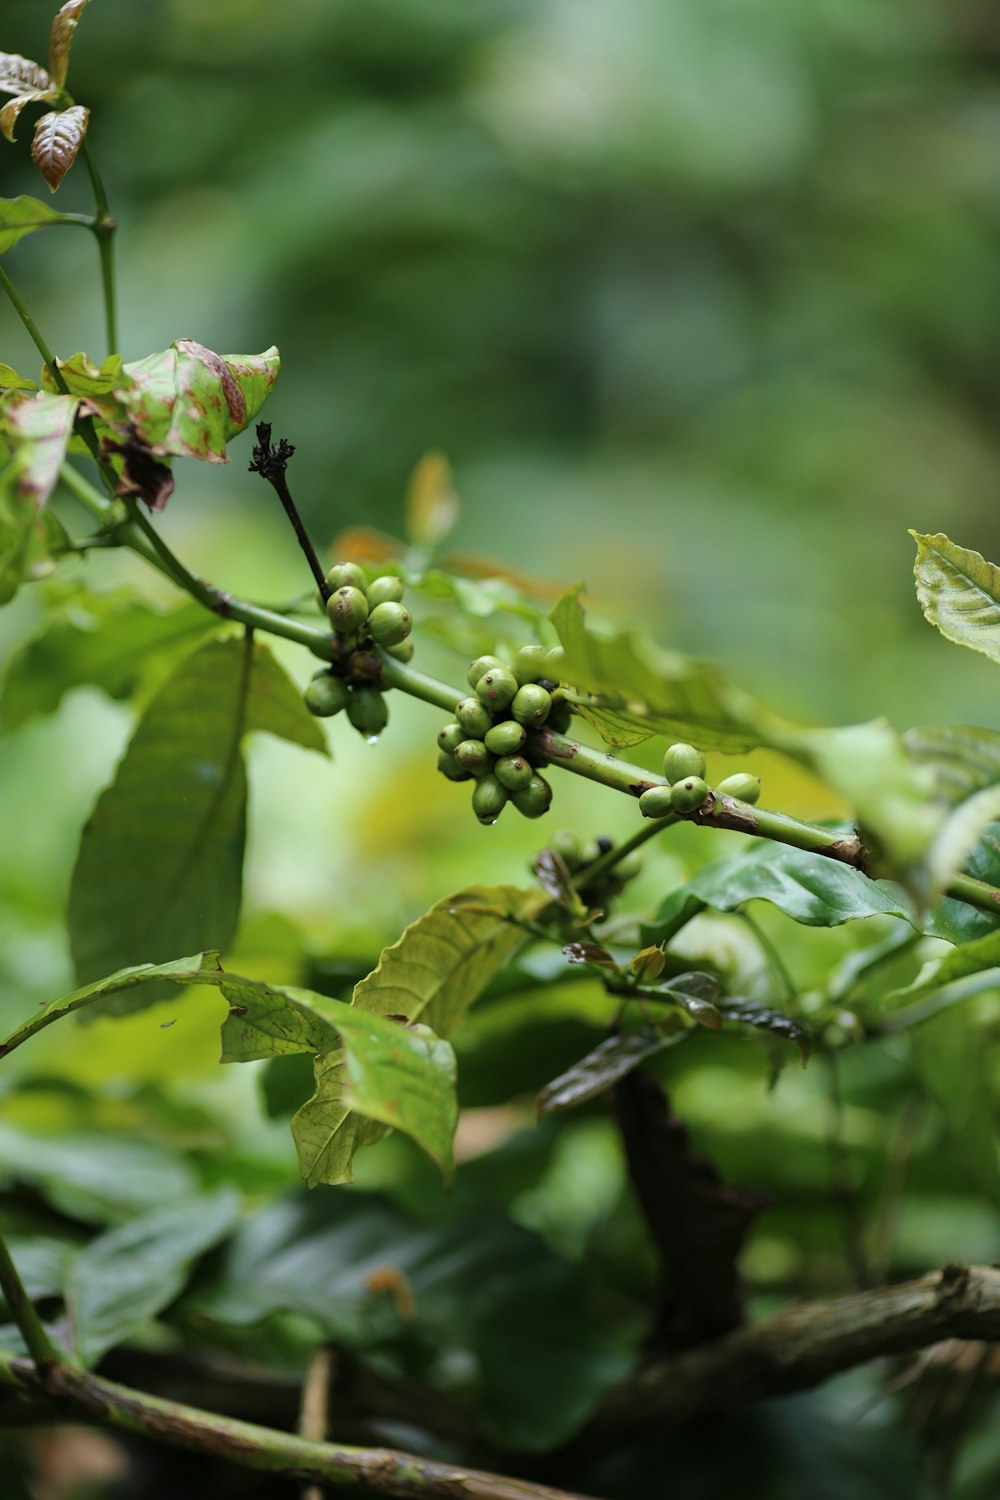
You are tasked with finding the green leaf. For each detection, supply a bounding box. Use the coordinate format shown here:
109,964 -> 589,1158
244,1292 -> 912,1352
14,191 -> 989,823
351,885 -> 545,1035
0,54 -> 52,98
549,585 -> 941,880
1,594 -> 220,731
0,953 -> 220,1059
0,1123 -> 199,1225
66,1188 -> 239,1367
0,362 -> 37,390
923,783 -> 1000,907
245,641 -> 329,755
912,531 -> 1000,666
929,821 -> 1000,944
886,927 -> 1000,1011
0,390 -> 78,503
686,843 -> 915,928
905,724 -> 1000,806
537,1026 -> 686,1115
68,638 -> 254,999
48,0 -> 89,91
909,1009 -> 1000,1201
44,351 -> 124,396
218,975 -> 457,1182
0,194 -> 64,252
32,105 -> 89,191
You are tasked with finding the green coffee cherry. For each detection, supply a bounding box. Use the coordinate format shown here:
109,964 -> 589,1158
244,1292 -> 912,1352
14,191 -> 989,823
327,585 -> 369,634
615,851 -> 643,882
514,644 -> 548,684
386,638 -> 415,662
512,773 -> 553,818
366,575 -> 404,608
438,750 -> 471,782
511,683 -> 551,727
455,739 -> 493,777
547,698 -> 573,734
670,775 -> 709,813
437,722 -> 465,753
304,672 -> 349,717
325,561 -> 367,593
663,742 -> 706,783
484,719 -> 527,755
473,773 -> 508,824
476,667 -> 519,712
716,773 -> 761,804
467,655 -> 506,689
347,686 -> 389,739
368,601 -> 412,647
494,753 -> 533,791
638,785 -> 674,819
545,646 -> 566,681
550,829 -> 580,868
455,696 -> 493,738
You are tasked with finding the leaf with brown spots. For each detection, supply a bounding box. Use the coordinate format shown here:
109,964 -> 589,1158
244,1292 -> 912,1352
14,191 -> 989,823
48,0 -> 90,89
32,105 -> 89,191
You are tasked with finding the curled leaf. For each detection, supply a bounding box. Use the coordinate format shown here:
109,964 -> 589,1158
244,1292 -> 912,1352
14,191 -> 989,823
49,0 -> 90,90
0,93 -> 54,144
537,1026 -> 686,1116
533,847 -> 586,918
32,104 -> 89,191
0,54 -> 53,98
719,999 -> 811,1065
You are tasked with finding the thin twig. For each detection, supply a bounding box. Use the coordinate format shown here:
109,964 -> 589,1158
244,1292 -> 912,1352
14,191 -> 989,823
299,1344 -> 336,1500
0,1234 -> 59,1374
823,1053 -> 871,1289
250,423 -> 330,599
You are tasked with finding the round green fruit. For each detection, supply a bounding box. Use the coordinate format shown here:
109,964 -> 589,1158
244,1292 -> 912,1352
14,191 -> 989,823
437,751 -> 471,783
663,742 -> 706,783
325,561 -> 367,593
716,773 -> 761,804
386,637 -> 415,662
545,646 -> 566,681
467,655 -> 506,689
670,775 -> 709,813
366,575 -> 404,608
484,719 -> 527,755
437,722 -> 465,753
304,673 -> 349,717
327,585 -> 369,635
455,696 -> 493,738
513,644 -> 548,684
638,785 -> 674,819
550,829 -> 580,867
476,667 -> 519,711
494,753 -> 533,791
546,698 -> 572,734
615,851 -> 643,882
454,739 -> 493,777
512,773 -> 553,818
368,601 -> 412,647
511,683 -> 551,727
473,774 -> 508,824
346,686 -> 389,739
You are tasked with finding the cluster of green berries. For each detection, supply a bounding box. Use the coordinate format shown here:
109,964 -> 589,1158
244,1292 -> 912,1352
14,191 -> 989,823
550,829 -> 642,902
436,646 -> 571,824
638,742 -> 762,819
304,562 -> 415,739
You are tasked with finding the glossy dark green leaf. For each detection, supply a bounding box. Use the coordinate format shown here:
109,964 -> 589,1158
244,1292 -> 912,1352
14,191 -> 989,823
688,843 -> 914,928
718,999 -> 811,1063
911,531 -> 1000,666
0,194 -> 64,252
537,1026 -> 686,1115
68,638 -> 254,998
928,820 -> 1000,944
1,594 -> 219,731
48,1 -> 89,91
32,105 -> 89,191
66,1188 -> 239,1367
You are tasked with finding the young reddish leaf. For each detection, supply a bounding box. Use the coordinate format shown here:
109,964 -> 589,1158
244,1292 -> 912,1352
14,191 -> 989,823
0,54 -> 52,98
537,1026 -> 686,1116
0,93 -> 55,144
0,194 -> 66,254
48,0 -> 90,90
719,999 -> 811,1064
32,104 -> 89,191
563,941 -> 619,970
533,847 -> 586,918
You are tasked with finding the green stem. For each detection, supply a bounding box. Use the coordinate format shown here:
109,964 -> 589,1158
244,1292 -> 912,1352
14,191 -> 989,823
377,650 -> 463,713
575,815 -> 677,891
81,140 -> 119,357
0,262 -> 67,392
0,1350 -> 588,1500
0,1238 -> 59,1372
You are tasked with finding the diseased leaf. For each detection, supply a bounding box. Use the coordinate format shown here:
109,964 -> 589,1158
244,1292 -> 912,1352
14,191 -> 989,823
32,105 -> 89,191
0,953 -> 220,1059
1,594 -> 219,731
405,451 -> 459,549
718,999 -> 811,1064
0,390 -> 78,503
44,351 -> 124,396
48,0 -> 90,90
245,641 -> 329,755
66,1189 -> 239,1368
0,54 -> 53,98
912,531 -> 1000,666
538,1027 -> 686,1115
68,638 -> 254,1000
687,843 -> 915,929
